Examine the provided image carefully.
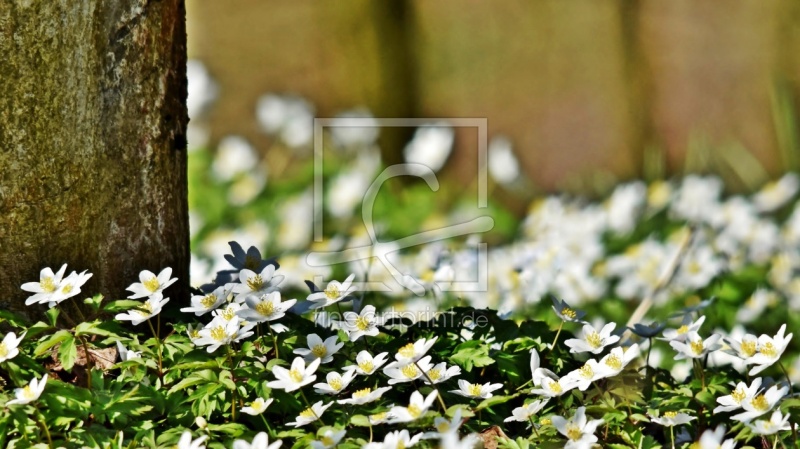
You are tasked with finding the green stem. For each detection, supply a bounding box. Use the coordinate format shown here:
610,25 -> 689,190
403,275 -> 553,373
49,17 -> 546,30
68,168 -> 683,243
259,413 -> 275,439
528,415 -> 540,439
298,389 -> 325,426
147,318 -> 163,382
34,407 -> 53,449
551,321 -> 564,350
670,425 -> 675,449
267,322 -> 279,358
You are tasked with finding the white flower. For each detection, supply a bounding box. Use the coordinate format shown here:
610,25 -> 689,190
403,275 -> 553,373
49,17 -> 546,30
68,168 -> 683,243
488,136 -> 520,185
344,351 -> 389,376
126,268 -> 177,299
714,378 -> 762,414
363,430 -> 422,449
369,410 -> 397,425
6,374 -> 47,406
697,426 -> 736,449
21,264 -> 68,305
338,386 -> 392,405
115,294 -> 170,326
393,337 -> 438,364
436,432 -> 481,449
748,410 -> 792,435
193,317 -> 250,353
746,324 -> 792,375
552,406 -> 604,449
241,397 -> 273,416
597,344 -> 639,377
551,297 -> 586,323
313,370 -> 356,395
670,332 -> 721,360
753,173 -> 799,212
403,124 -> 454,172
531,368 -> 577,398
116,341 -> 140,362
388,390 -> 439,423
649,411 -> 695,427
0,331 -> 25,363
46,269 -> 93,307
212,302 -> 244,323
268,357 -> 320,392
287,401 -> 332,427
422,408 -> 464,439
237,291 -> 296,323
731,383 -> 788,422
224,241 -> 272,272
384,356 -> 433,385
233,266 -> 284,303
661,315 -> 706,342
310,429 -> 346,449
232,431 -> 282,449
343,305 -> 384,341
294,334 -> 343,364
449,380 -> 503,399
723,332 -> 760,361
565,322 -> 620,354
562,360 -> 606,391
176,431 -> 208,449
307,274 -> 357,309
505,399 -> 549,422
181,285 -> 230,316
422,361 -> 461,385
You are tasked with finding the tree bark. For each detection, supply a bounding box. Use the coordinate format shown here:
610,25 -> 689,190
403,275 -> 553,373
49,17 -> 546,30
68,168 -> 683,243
0,0 -> 188,319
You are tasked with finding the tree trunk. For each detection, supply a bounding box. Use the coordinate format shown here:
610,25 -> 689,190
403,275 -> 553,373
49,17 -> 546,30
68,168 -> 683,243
0,0 -> 189,319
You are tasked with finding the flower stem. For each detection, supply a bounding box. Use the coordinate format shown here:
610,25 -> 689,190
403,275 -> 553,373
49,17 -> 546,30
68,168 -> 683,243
415,360 -> 448,413
551,321 -> 564,350
267,322 -> 279,358
147,318 -> 163,382
670,425 -> 675,449
528,416 -> 540,439
259,413 -> 275,439
34,408 -> 53,449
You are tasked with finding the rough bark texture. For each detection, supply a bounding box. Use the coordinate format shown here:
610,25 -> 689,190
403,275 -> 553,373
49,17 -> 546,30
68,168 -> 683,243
0,0 -> 188,318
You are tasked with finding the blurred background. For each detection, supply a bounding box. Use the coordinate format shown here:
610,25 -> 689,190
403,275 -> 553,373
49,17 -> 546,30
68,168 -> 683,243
186,0 -> 800,195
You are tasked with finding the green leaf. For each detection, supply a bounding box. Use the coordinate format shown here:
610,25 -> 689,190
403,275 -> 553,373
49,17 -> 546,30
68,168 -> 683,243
103,300 -> 143,313
59,334 -> 78,371
475,393 -> 519,411
167,375 -> 211,394
75,320 -> 114,337
0,309 -> 29,328
34,329 -> 73,357
349,415 -> 370,427
449,340 -> 495,371
45,307 -> 60,327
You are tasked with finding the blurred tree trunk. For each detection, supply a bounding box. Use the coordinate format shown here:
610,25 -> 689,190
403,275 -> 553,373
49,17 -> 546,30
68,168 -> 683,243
0,0 -> 189,319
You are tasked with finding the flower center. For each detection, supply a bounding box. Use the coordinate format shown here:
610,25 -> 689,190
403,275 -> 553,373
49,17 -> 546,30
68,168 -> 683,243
220,306 -> 236,321
255,300 -> 275,317
243,255 -> 260,270
321,436 -> 335,446
324,284 -> 340,300
398,343 -> 415,359
689,340 -> 704,355
201,294 -> 217,308
401,364 -> 419,378
566,424 -> 582,441
289,368 -> 304,383
760,342 -> 777,358
246,274 -> 264,291
407,404 -> 422,418
467,383 -> 483,397
299,407 -> 316,419
547,379 -> 562,394
561,308 -> 577,319
750,394 -> 769,411
40,277 -> 57,293
370,412 -> 386,422
355,316 -> 370,331
311,344 -> 328,358
741,340 -> 757,357
135,301 -> 154,317
358,360 -> 374,373
61,283 -> 73,294
21,385 -> 37,400
210,326 -> 227,341
427,368 -> 441,381
541,418 -> 552,426
189,329 -> 200,339
586,331 -> 602,348
250,398 -> 264,410
731,387 -> 746,403
605,354 -> 622,370
143,277 -> 160,293
0,343 -> 8,358
677,325 -> 689,334
353,388 -> 371,399
579,363 -> 594,379
663,411 -> 678,419
436,421 -> 450,433
328,377 -> 343,391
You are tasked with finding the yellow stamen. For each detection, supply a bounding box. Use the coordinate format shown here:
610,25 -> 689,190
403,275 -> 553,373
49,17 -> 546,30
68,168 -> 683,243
143,277 -> 160,293
355,316 -> 370,331
61,283 -> 73,294
324,284 -> 340,300
760,341 -> 777,358
605,354 -> 622,370
731,387 -> 746,404
427,368 -> 441,381
0,343 -> 8,358
289,368 -> 304,383
740,340 -> 757,357
328,377 -> 343,391
407,404 -> 422,418
690,340 -> 704,355
579,364 -> 594,379
209,326 -> 227,341
311,344 -> 327,358
200,294 -> 217,308
299,407 -> 316,419
220,306 -> 236,321
566,424 -> 582,440
561,308 -> 577,320
467,383 -> 483,397
40,277 -> 57,293
547,379 -> 562,394
358,360 -> 374,373
750,394 -> 769,411
246,274 -> 264,291
676,325 -> 689,334
586,331 -> 602,348
401,364 -> 419,378
353,388 -> 371,399
663,411 -> 678,419
255,300 -> 275,317
398,343 -> 416,359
